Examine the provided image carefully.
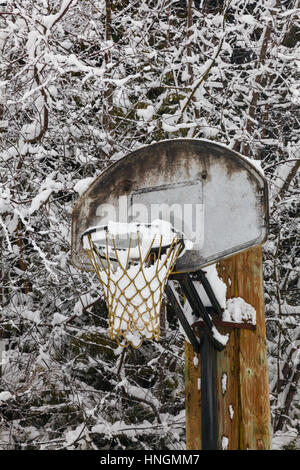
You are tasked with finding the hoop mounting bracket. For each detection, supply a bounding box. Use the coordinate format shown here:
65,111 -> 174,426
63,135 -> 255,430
167,269 -> 256,354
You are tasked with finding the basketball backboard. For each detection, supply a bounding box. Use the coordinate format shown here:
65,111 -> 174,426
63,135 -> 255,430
71,139 -> 268,273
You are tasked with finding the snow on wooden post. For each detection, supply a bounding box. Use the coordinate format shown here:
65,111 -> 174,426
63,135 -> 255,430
217,246 -> 272,450
185,246 -> 272,450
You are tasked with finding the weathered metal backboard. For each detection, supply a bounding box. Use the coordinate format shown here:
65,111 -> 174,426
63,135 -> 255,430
71,139 -> 269,272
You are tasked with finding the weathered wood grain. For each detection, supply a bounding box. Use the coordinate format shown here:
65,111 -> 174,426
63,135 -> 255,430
185,341 -> 202,450
185,246 -> 272,450
217,246 -> 272,450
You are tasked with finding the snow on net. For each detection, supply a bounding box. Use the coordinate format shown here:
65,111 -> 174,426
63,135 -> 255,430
82,220 -> 187,348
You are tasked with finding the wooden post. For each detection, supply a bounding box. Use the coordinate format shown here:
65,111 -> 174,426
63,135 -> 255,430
185,340 -> 202,450
185,246 -> 272,450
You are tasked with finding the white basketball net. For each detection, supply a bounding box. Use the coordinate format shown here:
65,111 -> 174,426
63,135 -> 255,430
82,220 -> 185,348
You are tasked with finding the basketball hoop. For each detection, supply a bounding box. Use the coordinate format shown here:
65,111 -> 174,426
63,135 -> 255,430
72,140 -> 271,450
81,220 -> 185,349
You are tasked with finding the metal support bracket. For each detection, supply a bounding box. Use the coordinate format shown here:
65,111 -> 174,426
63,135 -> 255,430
168,269 -> 256,354
165,282 -> 202,354
167,271 -> 226,352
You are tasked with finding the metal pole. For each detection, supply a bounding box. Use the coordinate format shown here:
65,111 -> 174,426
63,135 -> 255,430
169,273 -> 222,449
200,329 -> 218,450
